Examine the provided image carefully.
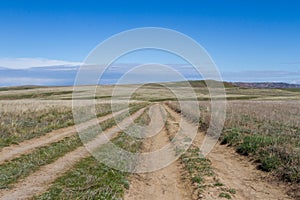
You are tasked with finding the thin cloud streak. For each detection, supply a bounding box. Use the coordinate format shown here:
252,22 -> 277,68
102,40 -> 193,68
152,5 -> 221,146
222,70 -> 300,82
1,61 -> 300,86
0,57 -> 82,69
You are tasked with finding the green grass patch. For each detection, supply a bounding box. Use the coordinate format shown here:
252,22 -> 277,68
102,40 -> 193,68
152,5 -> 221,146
0,136 -> 82,189
0,85 -> 47,91
35,108 -> 150,199
0,104 -> 147,189
35,156 -> 129,200
0,91 -> 74,100
236,135 -> 276,156
0,107 -> 74,149
220,129 -> 241,146
279,88 -> 300,92
180,147 -> 214,188
221,126 -> 300,182
219,192 -> 232,199
258,152 -> 280,172
0,103 -> 140,149
79,103 -> 148,143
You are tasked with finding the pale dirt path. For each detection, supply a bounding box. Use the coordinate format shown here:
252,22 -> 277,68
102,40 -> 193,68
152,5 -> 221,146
124,104 -> 193,200
0,108 -> 127,164
0,108 -> 146,200
164,104 -> 205,200
205,144 -> 293,200
165,104 -> 293,200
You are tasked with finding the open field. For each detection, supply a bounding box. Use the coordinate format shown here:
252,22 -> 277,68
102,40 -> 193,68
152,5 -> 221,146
0,82 -> 299,199
170,100 -> 300,180
1,81 -> 300,101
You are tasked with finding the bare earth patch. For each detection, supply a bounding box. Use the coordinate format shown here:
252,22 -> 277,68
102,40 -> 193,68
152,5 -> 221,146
206,144 -> 293,200
124,104 -> 193,200
0,109 -> 127,164
0,108 -> 145,200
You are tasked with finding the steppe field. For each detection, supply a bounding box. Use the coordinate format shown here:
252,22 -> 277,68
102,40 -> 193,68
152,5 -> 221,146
0,81 -> 299,200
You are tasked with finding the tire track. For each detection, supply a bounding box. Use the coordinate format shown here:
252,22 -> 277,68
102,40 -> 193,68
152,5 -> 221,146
166,103 -> 294,200
0,108 -> 145,200
124,104 -> 193,200
0,108 -> 127,164
206,144 -> 293,200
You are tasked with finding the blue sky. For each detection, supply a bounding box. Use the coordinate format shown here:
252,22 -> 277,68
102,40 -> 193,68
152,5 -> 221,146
0,0 -> 300,86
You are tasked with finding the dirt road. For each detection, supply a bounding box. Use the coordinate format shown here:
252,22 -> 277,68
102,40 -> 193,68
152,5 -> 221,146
205,144 -> 293,200
124,104 -> 193,200
0,109 -> 127,164
0,108 -> 145,200
0,102 -> 295,200
165,103 -> 294,200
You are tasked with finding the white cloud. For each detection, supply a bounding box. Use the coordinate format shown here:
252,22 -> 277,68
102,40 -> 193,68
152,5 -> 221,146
0,77 -> 68,86
221,70 -> 300,83
0,57 -> 82,69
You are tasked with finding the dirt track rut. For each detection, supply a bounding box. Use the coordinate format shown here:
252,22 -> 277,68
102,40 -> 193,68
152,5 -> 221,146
205,144 -> 293,200
164,104 -> 293,200
0,108 -> 145,200
0,109 -> 127,164
124,104 -> 193,200
0,102 -> 295,200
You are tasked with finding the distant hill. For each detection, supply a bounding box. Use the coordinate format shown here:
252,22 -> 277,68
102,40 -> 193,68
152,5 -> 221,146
156,80 -> 236,88
232,82 -> 300,89
1,79 -> 300,90
188,80 -> 236,88
0,85 -> 48,91
164,80 -> 300,89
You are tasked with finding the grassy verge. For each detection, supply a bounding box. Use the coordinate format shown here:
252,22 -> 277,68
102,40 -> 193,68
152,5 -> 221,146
221,124 -> 300,183
79,103 -> 148,143
0,91 -> 74,100
34,109 -> 150,200
0,103 -> 131,149
165,107 -> 235,199
167,101 -> 300,183
181,146 -> 236,199
0,136 -> 82,189
0,103 -> 147,189
0,106 -> 74,148
220,110 -> 300,183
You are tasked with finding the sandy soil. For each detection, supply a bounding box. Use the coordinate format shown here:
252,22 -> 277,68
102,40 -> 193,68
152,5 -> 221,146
0,108 -> 127,164
0,108 -> 145,200
205,144 -> 293,200
0,102 -> 296,200
124,104 -> 193,200
165,104 -> 294,200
